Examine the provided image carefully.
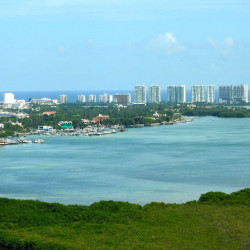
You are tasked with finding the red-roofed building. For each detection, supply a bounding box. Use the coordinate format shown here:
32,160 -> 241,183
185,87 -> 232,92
91,114 -> 109,124
43,111 -> 56,115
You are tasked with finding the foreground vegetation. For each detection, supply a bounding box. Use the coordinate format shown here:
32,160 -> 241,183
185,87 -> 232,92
0,188 -> 249,249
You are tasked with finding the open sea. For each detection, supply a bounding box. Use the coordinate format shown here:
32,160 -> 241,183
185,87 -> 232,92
0,116 -> 249,205
0,90 -> 221,103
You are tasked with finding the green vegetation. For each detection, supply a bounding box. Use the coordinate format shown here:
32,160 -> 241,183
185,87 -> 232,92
0,188 -> 249,249
0,117 -> 27,138
182,106 -> 250,118
1,103 -> 175,135
1,103 -> 250,138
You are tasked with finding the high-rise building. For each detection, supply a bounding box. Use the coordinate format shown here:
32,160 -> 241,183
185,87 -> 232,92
167,85 -> 186,103
77,94 -> 86,103
219,85 -> 232,103
176,85 -> 186,103
219,84 -> 248,103
232,84 -> 248,103
114,94 -> 131,105
167,85 -> 176,103
207,85 -> 215,103
191,85 -> 205,103
88,95 -> 96,103
134,85 -> 146,104
99,94 -> 113,103
4,93 -> 15,104
149,85 -> 161,103
59,95 -> 67,104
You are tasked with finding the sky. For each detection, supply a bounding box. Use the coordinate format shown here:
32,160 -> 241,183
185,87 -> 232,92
0,0 -> 250,91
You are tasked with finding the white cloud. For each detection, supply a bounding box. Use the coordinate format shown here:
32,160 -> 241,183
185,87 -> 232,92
158,32 -> 177,44
147,32 -> 184,55
58,46 -> 65,53
208,37 -> 234,55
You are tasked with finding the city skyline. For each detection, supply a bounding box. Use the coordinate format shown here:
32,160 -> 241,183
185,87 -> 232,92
0,1 -> 249,91
2,83 -> 248,104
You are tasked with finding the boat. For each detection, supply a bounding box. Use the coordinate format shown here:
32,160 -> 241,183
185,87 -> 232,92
120,128 -> 126,132
33,139 -> 45,143
19,139 -> 32,143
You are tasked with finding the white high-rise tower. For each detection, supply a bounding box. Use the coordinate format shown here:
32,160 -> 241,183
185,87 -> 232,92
191,85 -> 205,103
4,93 -> 15,104
134,85 -> 146,104
207,85 -> 215,103
149,85 -> 161,103
167,85 -> 186,103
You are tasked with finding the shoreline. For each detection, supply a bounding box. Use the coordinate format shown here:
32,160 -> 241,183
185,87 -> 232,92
0,116 -> 194,145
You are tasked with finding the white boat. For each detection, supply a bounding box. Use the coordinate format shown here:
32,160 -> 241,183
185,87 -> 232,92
33,139 -> 45,143
19,139 -> 32,143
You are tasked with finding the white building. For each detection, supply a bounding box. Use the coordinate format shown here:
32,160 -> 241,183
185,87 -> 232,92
167,85 -> 176,102
167,85 -> 186,103
38,126 -> 53,131
4,93 -> 15,104
134,85 -> 146,104
207,85 -> 215,103
99,94 -> 113,103
30,98 -> 58,105
0,124 -> 4,129
77,94 -> 86,103
191,85 -> 205,103
59,95 -> 67,104
149,85 -> 161,103
88,95 -> 96,103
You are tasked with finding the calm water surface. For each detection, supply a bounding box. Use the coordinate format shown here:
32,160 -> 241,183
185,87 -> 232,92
0,117 -> 249,205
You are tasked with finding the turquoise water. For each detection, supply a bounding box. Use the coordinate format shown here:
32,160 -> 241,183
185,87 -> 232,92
0,117 -> 249,205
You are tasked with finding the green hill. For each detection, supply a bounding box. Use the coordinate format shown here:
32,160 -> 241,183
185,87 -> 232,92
0,188 -> 249,249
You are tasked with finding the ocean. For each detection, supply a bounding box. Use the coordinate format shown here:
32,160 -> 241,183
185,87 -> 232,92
0,89 -> 222,103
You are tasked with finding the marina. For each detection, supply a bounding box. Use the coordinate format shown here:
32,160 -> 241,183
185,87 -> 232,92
0,138 -> 44,145
0,116 -> 193,145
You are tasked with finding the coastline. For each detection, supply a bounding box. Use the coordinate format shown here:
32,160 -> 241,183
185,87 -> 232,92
0,116 -> 193,146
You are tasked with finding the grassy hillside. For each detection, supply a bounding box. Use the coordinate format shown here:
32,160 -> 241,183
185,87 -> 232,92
0,189 -> 249,249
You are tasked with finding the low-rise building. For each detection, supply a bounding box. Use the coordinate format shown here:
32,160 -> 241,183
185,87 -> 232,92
81,119 -> 90,124
43,111 -> 56,115
91,114 -> 109,124
38,126 -> 53,131
30,98 -> 58,105
58,121 -> 73,129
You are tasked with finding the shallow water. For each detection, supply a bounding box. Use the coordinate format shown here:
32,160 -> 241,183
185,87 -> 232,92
0,117 -> 249,205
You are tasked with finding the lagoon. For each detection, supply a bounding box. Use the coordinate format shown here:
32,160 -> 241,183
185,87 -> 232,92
0,116 -> 249,205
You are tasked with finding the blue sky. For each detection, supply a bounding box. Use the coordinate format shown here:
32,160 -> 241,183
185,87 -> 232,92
0,0 -> 249,91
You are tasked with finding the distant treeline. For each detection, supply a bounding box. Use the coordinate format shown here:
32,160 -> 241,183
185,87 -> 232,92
182,106 -> 250,118
1,103 -> 250,138
0,188 -> 249,249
